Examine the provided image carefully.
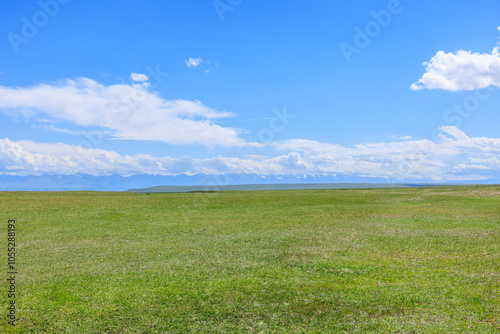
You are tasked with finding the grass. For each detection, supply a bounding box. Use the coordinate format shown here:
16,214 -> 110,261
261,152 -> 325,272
1,185 -> 499,333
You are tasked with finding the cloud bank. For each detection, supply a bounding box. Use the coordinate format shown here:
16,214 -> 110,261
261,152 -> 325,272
1,126 -> 499,181
0,78 -> 250,147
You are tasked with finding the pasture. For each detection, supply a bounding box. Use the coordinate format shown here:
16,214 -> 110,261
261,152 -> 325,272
1,185 -> 499,333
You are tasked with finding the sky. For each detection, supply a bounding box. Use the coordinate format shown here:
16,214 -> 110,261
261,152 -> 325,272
0,0 -> 500,187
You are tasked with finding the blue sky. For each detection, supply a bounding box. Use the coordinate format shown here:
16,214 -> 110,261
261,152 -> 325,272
1,0 -> 500,185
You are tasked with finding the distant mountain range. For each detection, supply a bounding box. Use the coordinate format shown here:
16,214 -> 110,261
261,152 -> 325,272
0,173 -> 497,192
127,183 -> 452,193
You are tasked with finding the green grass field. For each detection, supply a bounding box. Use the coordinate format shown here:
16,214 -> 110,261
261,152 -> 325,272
1,186 -> 499,333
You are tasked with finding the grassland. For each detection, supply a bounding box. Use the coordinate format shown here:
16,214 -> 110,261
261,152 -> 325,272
1,185 -> 499,333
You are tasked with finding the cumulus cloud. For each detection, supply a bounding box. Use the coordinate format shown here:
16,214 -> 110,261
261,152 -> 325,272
0,78 -> 251,147
130,73 -> 148,82
185,58 -> 202,68
1,126 -> 499,181
411,47 -> 500,91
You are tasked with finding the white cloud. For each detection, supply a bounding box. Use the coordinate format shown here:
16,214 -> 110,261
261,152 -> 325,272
185,58 -> 202,68
0,78 -> 251,147
0,126 -> 499,181
36,124 -> 114,137
130,73 -> 148,82
271,126 -> 500,181
391,135 -> 412,140
411,47 -> 500,91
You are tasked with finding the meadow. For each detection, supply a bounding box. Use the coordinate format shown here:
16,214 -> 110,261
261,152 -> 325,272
1,185 -> 499,333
